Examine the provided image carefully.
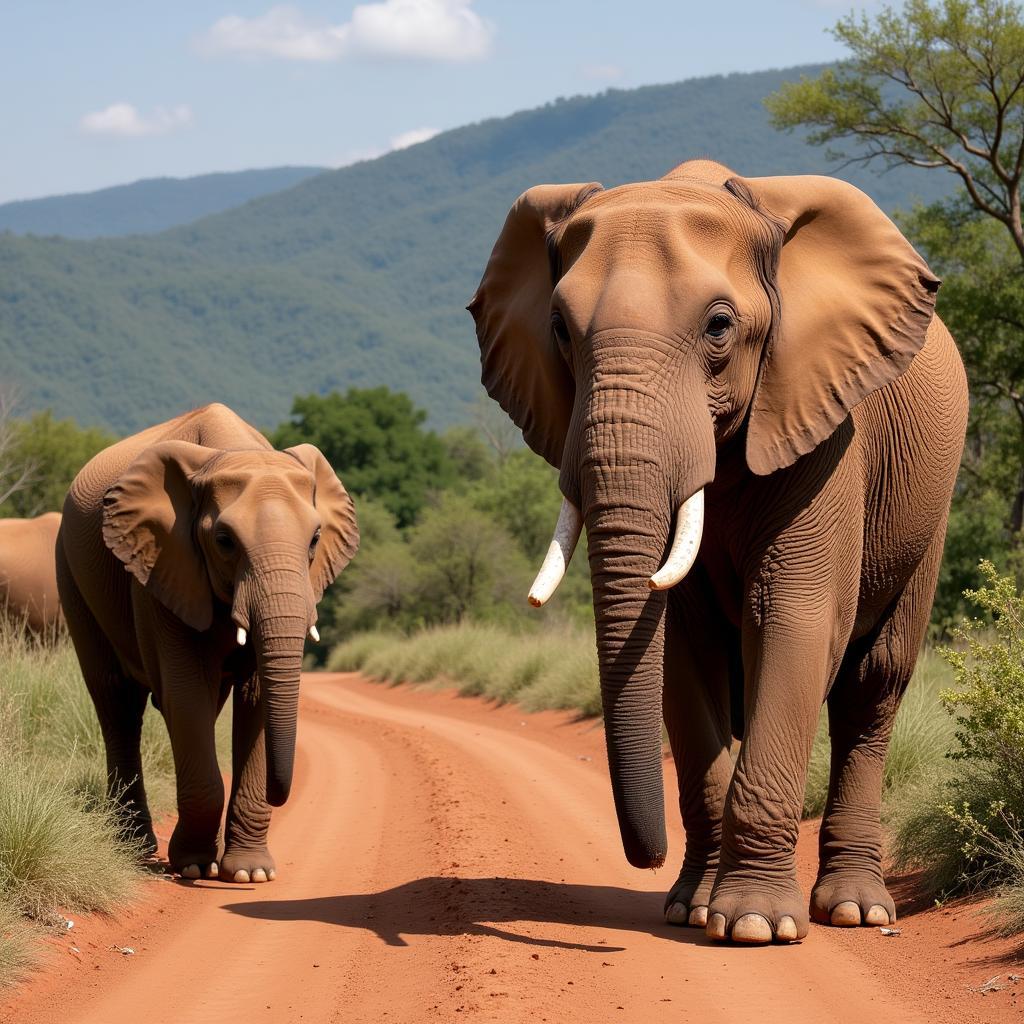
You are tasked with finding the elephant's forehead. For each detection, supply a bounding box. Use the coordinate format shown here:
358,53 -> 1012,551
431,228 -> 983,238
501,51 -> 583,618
561,181 -> 760,263
200,451 -> 312,499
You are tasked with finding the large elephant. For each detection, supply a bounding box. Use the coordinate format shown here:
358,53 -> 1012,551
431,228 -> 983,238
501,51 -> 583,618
57,403 -> 358,882
0,511 -> 63,636
469,160 -> 968,944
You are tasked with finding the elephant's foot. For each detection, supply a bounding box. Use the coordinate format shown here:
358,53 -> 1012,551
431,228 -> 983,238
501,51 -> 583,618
168,820 -> 221,881
811,865 -> 895,927
664,856 -> 718,927
706,868 -> 808,945
220,845 -> 277,884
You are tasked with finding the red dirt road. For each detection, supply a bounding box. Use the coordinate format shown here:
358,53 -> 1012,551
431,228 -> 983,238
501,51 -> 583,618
4,673 -> 1022,1024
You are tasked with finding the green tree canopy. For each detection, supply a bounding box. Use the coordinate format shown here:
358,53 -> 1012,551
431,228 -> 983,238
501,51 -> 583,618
271,387 -> 453,528
766,0 -> 1024,258
0,410 -> 115,518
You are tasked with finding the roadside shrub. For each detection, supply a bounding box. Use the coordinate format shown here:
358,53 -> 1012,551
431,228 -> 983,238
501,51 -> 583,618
891,562 -> 1024,928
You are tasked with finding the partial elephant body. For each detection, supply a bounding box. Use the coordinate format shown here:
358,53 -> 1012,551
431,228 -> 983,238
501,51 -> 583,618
470,159 -> 968,944
0,512 -> 63,636
57,403 -> 358,880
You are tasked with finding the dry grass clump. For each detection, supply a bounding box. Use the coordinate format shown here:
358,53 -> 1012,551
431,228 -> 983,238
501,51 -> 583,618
329,623 -> 600,716
0,621 -> 229,984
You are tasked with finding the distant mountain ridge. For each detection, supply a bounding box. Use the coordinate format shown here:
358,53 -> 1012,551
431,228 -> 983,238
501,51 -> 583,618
0,167 -> 327,239
0,65 -> 951,435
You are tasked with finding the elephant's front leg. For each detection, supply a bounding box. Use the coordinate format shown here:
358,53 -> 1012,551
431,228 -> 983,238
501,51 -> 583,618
663,576 -> 737,928
162,671 -> 225,880
707,600 -> 846,945
221,673 -> 276,883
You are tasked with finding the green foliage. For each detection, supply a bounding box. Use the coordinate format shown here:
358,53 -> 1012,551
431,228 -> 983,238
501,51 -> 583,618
766,1 -> 1024,248
0,67 -> 947,437
272,388 -> 452,528
891,562 -> 1024,930
0,410 -> 115,517
409,494 -> 530,624
328,621 -> 601,717
942,561 -> 1024,780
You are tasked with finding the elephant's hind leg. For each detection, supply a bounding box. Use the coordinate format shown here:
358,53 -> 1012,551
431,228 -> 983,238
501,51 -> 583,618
811,532 -> 945,928
57,545 -> 156,856
221,673 -> 277,883
662,572 -> 736,928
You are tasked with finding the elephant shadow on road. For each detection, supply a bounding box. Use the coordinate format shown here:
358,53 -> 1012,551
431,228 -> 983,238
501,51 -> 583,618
224,876 -> 718,952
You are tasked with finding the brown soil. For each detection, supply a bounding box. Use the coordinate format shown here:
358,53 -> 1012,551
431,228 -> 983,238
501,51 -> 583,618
2,672 -> 1021,1024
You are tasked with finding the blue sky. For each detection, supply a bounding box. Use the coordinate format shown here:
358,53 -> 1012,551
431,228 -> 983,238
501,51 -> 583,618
0,1 -> 879,203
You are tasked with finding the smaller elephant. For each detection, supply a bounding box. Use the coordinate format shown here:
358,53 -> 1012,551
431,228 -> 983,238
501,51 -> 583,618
57,404 -> 359,882
0,512 -> 63,636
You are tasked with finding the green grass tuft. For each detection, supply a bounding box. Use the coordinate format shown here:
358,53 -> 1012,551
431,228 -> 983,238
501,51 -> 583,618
330,623 -> 600,716
0,622 -> 230,986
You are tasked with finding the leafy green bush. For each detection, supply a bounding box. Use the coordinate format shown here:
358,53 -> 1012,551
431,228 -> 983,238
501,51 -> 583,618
892,562 -> 1024,930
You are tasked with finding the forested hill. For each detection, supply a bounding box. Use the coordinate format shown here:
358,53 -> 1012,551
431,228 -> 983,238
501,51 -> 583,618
0,65 -> 951,435
0,167 -> 326,239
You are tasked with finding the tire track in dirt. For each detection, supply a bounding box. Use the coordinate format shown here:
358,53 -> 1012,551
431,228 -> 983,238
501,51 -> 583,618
3,673 -> 1019,1023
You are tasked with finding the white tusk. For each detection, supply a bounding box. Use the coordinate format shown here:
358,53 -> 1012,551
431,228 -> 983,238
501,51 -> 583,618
308,625 -> 320,643
649,489 -> 705,591
528,497 -> 583,608
236,627 -> 247,646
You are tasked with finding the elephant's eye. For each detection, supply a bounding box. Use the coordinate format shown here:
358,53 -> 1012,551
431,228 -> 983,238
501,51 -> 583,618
214,529 -> 235,554
551,311 -> 572,363
309,529 -> 321,561
706,313 -> 733,338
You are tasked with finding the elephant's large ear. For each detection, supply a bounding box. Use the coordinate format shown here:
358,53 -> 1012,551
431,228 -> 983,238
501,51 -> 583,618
733,175 -> 940,476
284,444 -> 359,600
468,182 -> 603,468
102,441 -> 218,632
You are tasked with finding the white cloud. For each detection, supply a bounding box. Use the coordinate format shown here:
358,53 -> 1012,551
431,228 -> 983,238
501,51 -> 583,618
332,125 -> 441,166
79,103 -> 193,138
389,126 -> 439,150
197,2 -> 493,62
581,63 -> 624,83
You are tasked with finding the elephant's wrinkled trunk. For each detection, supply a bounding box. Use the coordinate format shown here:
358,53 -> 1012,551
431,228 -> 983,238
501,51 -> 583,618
574,375 -> 715,870
236,551 -> 311,807
587,491 -> 671,868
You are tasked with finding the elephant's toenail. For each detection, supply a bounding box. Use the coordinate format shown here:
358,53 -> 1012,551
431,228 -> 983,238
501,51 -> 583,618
688,906 -> 708,927
233,869 -> 250,883
251,868 -> 268,883
665,902 -> 688,926
181,865 -> 200,880
830,901 -> 861,927
706,913 -> 727,941
864,905 -> 889,926
776,916 -> 798,941
205,863 -> 218,879
731,913 -> 773,944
